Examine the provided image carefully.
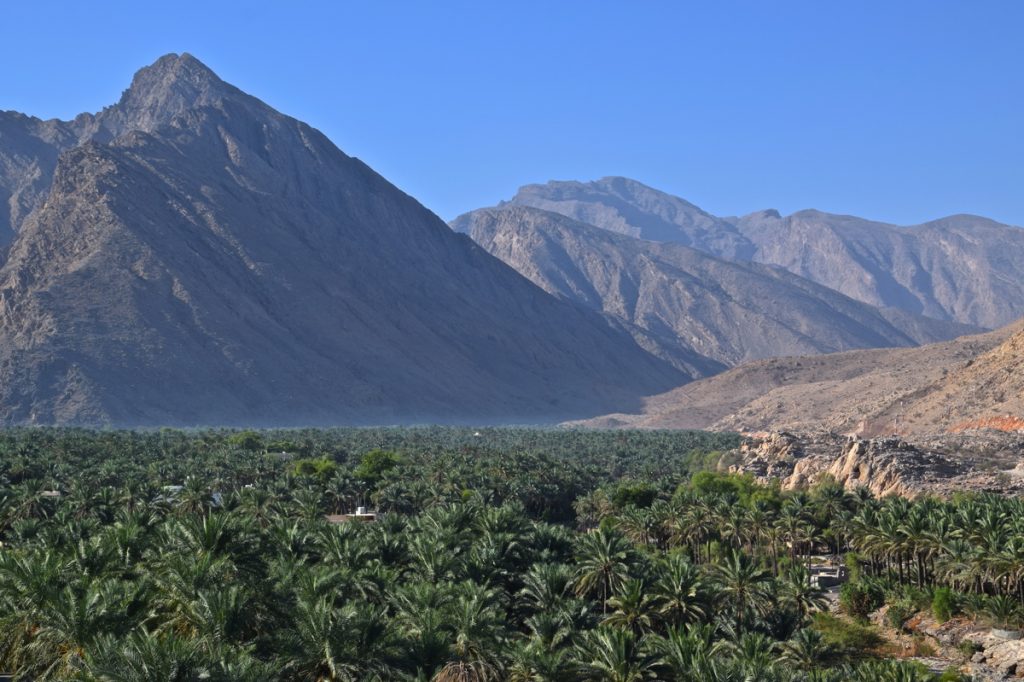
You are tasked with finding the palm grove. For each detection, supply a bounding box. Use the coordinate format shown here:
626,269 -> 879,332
0,427 -> 1014,680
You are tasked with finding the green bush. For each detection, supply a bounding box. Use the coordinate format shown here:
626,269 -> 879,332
839,581 -> 884,620
290,457 -> 337,480
227,430 -> 264,451
688,471 -> 758,502
610,481 -> 658,508
844,551 -> 862,583
353,449 -> 402,487
956,639 -> 982,663
983,594 -> 1023,629
936,667 -> 968,682
812,612 -> 885,659
932,587 -> 954,623
886,598 -> 917,631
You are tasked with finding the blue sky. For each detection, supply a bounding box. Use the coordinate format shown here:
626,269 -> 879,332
2,1 -> 1021,226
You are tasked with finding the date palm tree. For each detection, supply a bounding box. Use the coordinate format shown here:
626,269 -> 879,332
711,550 -> 773,633
651,553 -> 707,627
779,628 -> 833,670
602,579 -> 657,634
573,529 -> 634,613
573,628 -> 656,682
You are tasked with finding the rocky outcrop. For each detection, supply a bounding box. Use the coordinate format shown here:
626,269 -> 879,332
892,612 -> 1024,681
730,431 -> 1024,497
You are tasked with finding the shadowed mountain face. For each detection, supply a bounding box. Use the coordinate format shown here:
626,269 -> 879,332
452,206 -> 977,367
0,55 -> 234,246
0,54 -> 685,426
508,178 -> 1024,329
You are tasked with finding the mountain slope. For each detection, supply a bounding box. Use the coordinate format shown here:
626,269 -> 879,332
572,320 -> 1024,435
507,176 -> 752,259
735,209 -> 1024,329
0,54 -> 684,426
0,52 -> 238,247
509,178 -> 1024,329
452,205 -> 976,367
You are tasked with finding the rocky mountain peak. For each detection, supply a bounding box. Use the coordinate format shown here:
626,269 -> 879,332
507,176 -> 753,256
120,53 -> 225,107
97,53 -> 234,139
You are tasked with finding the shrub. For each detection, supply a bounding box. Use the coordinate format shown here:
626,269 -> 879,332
353,449 -> 402,487
911,636 -> 936,657
689,470 -> 757,501
886,598 -> 917,631
956,639 -> 982,663
839,581 -> 884,621
812,612 -> 885,659
932,587 -> 954,623
610,481 -> 658,508
291,457 -> 337,480
983,594 -> 1023,629
227,430 -> 264,451
844,551 -> 862,583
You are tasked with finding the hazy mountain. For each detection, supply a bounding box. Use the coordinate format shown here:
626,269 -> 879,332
507,177 -> 753,259
453,205 -> 976,368
509,178 -> 1024,329
0,54 -> 685,426
572,320 -> 1024,436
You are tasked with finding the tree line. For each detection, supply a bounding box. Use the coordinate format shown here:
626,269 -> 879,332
0,427 -> 995,680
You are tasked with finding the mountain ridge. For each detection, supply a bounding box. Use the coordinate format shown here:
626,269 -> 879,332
0,54 -> 683,426
452,204 -> 977,368
507,177 -> 1024,328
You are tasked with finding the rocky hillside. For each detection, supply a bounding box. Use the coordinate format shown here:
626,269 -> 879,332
453,205 -> 975,367
897,323 -> 1024,433
728,431 -> 1024,498
573,320 -> 1024,436
508,177 -> 1024,329
0,54 -> 684,426
0,54 -> 238,247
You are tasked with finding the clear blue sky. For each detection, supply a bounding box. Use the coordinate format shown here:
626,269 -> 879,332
3,1 -> 1022,226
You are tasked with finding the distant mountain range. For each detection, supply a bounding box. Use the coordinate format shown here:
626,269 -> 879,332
2,55 -> 1019,429
507,177 -> 1024,329
456,178 -> 1024,435
0,54 -> 682,426
452,205 -> 975,368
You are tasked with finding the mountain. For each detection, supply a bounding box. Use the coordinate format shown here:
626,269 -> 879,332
0,54 -> 233,247
508,177 -> 1024,329
507,177 -> 752,259
452,205 -> 977,367
572,320 -> 1024,436
0,54 -> 685,426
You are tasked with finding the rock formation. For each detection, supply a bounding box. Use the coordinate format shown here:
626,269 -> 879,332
574,320 -> 1024,437
728,430 -> 1024,498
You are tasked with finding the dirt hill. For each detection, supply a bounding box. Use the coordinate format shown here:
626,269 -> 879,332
573,321 -> 1024,436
